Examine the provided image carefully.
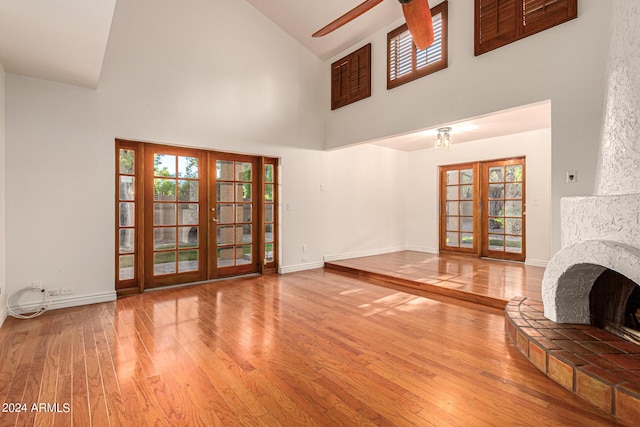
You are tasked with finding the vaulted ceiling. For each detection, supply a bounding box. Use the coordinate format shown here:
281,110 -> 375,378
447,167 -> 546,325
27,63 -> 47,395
0,0 -> 400,88
0,0 -> 116,89
244,0 -> 404,60
0,0 -> 550,149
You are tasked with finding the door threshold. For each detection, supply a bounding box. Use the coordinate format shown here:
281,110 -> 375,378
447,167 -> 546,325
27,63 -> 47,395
144,273 -> 261,293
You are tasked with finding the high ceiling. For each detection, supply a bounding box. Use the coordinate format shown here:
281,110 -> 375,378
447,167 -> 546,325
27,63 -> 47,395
0,0 -> 116,89
244,0 -> 405,60
0,0 -> 551,149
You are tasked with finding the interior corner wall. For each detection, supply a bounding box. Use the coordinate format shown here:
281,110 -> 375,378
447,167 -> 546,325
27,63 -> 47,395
407,129 -> 552,265
0,62 -> 6,326
3,0 -> 408,309
324,0 -> 612,257
279,143 -> 408,271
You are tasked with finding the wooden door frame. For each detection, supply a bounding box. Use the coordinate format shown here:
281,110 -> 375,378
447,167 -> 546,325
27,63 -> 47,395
208,152 -> 262,279
115,139 -> 278,294
438,157 -> 526,262
480,157 -> 526,262
439,163 -> 481,256
143,144 -> 210,289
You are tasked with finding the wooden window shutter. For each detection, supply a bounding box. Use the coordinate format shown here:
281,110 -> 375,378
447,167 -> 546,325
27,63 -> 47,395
475,0 -> 518,55
475,0 -> 577,56
522,0 -> 578,36
387,1 -> 448,90
331,43 -> 371,110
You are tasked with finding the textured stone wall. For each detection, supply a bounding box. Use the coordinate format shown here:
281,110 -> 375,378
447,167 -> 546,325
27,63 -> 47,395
544,0 -> 640,322
594,0 -> 640,195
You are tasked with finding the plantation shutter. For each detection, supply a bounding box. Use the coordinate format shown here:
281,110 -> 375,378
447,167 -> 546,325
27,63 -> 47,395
389,29 -> 414,81
475,0 -> 578,56
331,43 -> 371,110
387,1 -> 448,89
475,0 -> 518,55
522,0 -> 578,36
417,11 -> 444,69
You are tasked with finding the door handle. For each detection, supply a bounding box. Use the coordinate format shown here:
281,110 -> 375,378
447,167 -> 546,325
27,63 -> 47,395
211,217 -> 218,222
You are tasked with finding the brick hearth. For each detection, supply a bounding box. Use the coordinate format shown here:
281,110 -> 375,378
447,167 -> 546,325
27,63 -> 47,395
505,297 -> 640,425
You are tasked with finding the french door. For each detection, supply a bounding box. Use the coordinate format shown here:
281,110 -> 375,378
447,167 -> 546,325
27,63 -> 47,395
115,140 -> 278,293
439,157 -> 525,261
210,154 -> 259,277
440,163 -> 480,255
481,159 -> 525,261
144,146 -> 209,288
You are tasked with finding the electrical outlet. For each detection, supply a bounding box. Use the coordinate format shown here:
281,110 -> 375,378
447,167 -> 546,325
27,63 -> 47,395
60,288 -> 74,295
32,281 -> 42,289
49,288 -> 60,296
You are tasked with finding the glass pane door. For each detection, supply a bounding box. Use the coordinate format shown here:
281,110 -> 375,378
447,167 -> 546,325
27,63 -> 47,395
144,147 -> 208,288
211,155 -> 259,277
482,158 -> 525,261
118,140 -> 278,292
439,163 -> 478,255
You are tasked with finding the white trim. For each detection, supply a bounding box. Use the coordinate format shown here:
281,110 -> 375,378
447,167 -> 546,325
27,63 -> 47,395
525,258 -> 548,268
0,307 -> 7,328
323,246 -> 406,263
7,291 -> 117,316
278,261 -> 324,274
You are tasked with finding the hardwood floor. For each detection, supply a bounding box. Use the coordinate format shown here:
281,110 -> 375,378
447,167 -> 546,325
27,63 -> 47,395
326,251 -> 544,309
0,268 -> 623,426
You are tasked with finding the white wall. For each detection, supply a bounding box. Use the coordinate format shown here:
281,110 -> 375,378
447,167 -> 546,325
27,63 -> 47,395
0,62 -> 6,326
4,0 -> 407,307
407,129 -> 552,265
325,0 -> 612,256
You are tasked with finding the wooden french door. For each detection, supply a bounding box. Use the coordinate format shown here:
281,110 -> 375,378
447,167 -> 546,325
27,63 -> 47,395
439,157 -> 525,262
209,153 -> 260,278
116,139 -> 277,293
481,158 -> 526,261
144,146 -> 209,288
440,163 -> 480,255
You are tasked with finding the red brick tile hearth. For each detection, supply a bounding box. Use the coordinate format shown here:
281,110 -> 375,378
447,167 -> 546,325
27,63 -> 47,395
506,297 -> 640,426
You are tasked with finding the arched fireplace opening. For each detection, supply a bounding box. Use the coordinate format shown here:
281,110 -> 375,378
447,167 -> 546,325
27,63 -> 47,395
589,269 -> 640,345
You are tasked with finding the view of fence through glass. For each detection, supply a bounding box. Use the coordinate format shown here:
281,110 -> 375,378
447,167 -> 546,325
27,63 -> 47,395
119,149 -> 136,280
153,154 -> 200,275
488,164 -> 523,253
445,168 -> 474,248
216,160 -> 253,268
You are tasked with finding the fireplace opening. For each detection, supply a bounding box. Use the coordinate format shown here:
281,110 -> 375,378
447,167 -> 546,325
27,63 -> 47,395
589,269 -> 640,345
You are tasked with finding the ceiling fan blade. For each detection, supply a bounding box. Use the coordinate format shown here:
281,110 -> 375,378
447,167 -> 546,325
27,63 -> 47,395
399,0 -> 434,50
312,0 -> 384,38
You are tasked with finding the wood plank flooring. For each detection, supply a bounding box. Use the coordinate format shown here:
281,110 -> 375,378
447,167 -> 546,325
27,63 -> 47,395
325,251 -> 544,308
0,268 -> 623,426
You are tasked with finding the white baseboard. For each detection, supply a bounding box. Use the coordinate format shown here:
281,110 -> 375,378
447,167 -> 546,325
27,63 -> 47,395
0,307 -> 7,329
6,291 -> 117,317
278,261 -> 325,274
323,246 -> 406,263
525,259 -> 549,268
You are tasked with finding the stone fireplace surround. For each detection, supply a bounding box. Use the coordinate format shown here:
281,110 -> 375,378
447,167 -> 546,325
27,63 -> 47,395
506,0 -> 640,424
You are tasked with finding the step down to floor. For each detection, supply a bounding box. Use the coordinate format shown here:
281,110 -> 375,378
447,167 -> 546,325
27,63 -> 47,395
324,262 -> 507,309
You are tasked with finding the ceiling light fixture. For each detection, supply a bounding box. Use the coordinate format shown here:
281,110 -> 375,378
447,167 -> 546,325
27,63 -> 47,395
435,127 -> 452,149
